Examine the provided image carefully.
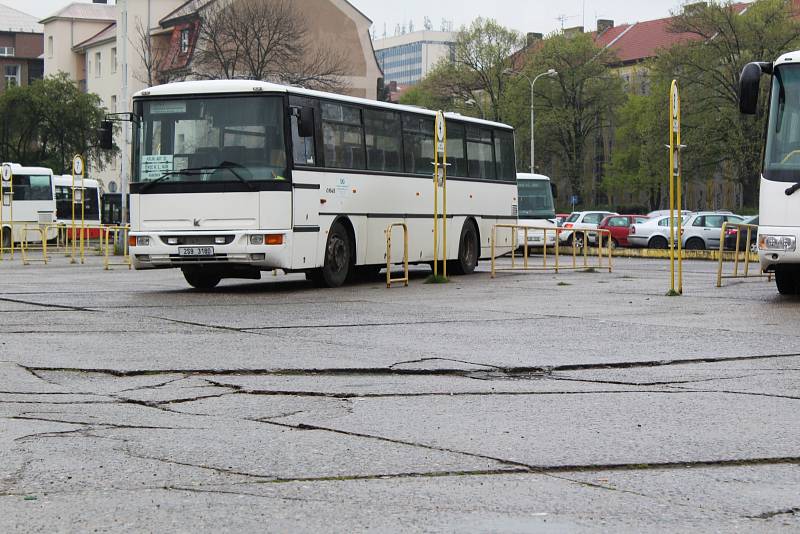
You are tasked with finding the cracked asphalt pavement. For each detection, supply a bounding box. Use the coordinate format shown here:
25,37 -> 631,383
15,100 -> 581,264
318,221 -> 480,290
1,256 -> 799,532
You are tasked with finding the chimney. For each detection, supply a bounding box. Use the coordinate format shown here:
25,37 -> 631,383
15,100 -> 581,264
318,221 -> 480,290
563,26 -> 584,38
597,19 -> 614,34
526,32 -> 543,47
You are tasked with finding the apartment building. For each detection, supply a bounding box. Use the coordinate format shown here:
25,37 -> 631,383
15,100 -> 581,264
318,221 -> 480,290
0,4 -> 43,93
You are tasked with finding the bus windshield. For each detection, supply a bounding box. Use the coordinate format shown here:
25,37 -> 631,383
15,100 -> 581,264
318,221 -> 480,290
765,64 -> 800,182
55,185 -> 100,220
133,96 -> 287,184
517,179 -> 555,219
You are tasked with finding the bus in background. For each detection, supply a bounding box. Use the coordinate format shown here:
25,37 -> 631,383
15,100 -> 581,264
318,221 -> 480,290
121,80 -> 517,289
54,175 -> 102,238
102,193 -> 125,226
0,163 -> 57,248
740,52 -> 800,294
516,173 -> 557,247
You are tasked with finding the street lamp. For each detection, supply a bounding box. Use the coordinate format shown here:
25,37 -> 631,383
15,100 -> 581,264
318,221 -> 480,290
504,68 -> 558,173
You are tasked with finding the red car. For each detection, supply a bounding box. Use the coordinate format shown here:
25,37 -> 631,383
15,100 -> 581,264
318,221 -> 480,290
598,215 -> 650,248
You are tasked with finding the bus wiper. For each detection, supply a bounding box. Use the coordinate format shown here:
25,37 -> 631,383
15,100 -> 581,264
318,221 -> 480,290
138,170 -> 202,192
785,182 -> 800,196
191,162 -> 254,191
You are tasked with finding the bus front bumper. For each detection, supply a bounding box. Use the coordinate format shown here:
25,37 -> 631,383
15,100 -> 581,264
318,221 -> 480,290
758,226 -> 800,272
129,230 -> 294,271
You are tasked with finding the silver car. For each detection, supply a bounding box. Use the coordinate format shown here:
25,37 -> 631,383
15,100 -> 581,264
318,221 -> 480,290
628,215 -> 686,248
681,212 -> 744,250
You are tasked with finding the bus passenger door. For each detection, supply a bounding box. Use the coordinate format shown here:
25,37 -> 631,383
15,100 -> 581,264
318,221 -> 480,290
289,99 -> 321,269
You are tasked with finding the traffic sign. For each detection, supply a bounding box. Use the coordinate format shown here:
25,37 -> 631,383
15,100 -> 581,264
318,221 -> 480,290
1,163 -> 11,183
72,155 -> 84,176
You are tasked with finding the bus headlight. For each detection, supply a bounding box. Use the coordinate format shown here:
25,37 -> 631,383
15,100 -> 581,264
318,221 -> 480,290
136,236 -> 151,247
249,234 -> 264,245
759,234 -> 796,252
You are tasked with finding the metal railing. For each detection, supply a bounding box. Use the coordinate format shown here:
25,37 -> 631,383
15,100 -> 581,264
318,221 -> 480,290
103,225 -> 131,270
491,225 -> 613,277
385,222 -> 409,288
716,222 -> 770,287
20,224 -> 51,265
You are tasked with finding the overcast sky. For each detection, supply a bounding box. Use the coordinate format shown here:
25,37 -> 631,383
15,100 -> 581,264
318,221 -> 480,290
11,0 -> 687,35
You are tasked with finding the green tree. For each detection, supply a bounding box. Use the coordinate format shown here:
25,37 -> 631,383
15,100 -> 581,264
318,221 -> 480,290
647,0 -> 800,207
0,73 -> 113,173
399,18 -> 521,121
504,33 -> 625,203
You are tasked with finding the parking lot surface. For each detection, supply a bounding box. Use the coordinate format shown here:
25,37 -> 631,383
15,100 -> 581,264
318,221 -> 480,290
1,256 -> 799,532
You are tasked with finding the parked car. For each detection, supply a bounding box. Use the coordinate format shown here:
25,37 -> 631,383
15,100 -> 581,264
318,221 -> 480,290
723,215 -> 759,252
682,212 -> 744,250
559,211 -> 618,247
555,213 -> 571,227
646,209 -> 693,218
628,215 -> 687,249
598,215 -> 650,248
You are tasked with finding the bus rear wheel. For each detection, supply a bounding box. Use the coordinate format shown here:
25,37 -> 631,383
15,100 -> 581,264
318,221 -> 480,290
450,221 -> 479,275
182,267 -> 222,290
775,269 -> 800,296
319,221 -> 352,288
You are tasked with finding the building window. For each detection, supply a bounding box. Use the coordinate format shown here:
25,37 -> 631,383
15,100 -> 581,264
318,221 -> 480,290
4,65 -> 20,88
48,36 -> 53,58
180,29 -> 190,54
95,52 -> 102,77
111,47 -> 117,73
111,94 -> 117,111
0,47 -> 15,57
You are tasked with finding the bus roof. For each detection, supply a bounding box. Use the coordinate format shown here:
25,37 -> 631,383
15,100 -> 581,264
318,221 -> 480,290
2,163 -> 53,175
133,80 -> 514,131
54,175 -> 100,188
517,173 -> 551,182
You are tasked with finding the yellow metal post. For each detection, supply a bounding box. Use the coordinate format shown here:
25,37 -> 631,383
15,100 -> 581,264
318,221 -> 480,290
668,80 -> 684,295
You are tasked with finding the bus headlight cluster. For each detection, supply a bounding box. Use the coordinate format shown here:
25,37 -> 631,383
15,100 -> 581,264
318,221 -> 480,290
249,234 -> 264,245
759,234 -> 796,252
136,236 -> 150,247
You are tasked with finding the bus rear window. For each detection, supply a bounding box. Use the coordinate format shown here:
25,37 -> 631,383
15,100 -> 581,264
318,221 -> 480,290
13,175 -> 52,201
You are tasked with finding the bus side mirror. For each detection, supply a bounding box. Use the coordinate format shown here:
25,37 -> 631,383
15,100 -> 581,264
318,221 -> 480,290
298,107 -> 315,138
739,62 -> 772,115
99,121 -> 114,150
550,182 -> 558,199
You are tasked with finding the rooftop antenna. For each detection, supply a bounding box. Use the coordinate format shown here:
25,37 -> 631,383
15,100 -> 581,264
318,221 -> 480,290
556,14 -> 576,30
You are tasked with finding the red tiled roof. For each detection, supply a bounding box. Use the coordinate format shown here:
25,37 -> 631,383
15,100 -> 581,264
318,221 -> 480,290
593,2 -> 751,64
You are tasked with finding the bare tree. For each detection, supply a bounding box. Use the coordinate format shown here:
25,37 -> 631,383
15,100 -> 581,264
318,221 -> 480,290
192,0 -> 349,92
131,19 -> 180,86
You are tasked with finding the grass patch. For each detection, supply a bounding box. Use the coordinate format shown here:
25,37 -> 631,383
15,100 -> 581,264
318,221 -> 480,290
665,289 -> 682,297
557,281 -> 571,286
424,274 -> 450,284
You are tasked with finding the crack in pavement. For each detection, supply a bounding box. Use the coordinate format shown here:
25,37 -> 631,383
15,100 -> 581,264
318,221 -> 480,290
747,507 -> 800,520
0,297 -> 96,313
19,352 -> 800,380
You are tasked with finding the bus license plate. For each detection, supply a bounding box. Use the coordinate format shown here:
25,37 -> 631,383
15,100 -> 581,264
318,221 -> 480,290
178,247 -> 214,257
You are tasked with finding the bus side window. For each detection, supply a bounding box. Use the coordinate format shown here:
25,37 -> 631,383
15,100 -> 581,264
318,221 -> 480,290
291,108 -> 316,166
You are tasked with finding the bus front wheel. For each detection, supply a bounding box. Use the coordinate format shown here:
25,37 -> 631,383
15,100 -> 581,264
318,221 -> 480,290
451,221 -> 479,275
775,269 -> 800,296
319,221 -> 352,288
182,267 -> 222,290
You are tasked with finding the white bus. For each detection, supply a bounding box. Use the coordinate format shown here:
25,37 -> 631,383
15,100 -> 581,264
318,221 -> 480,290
740,51 -> 800,294
516,173 -> 557,247
54,175 -> 103,238
0,163 -> 57,248
126,80 -> 518,289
